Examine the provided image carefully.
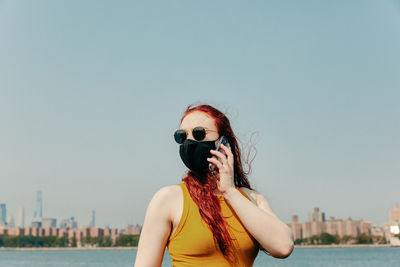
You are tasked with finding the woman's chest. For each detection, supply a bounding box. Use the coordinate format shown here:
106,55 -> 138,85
169,199 -> 258,256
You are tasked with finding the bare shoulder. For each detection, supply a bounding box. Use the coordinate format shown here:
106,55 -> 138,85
137,185 -> 182,266
151,185 -> 182,205
150,185 -> 183,229
153,184 -> 181,197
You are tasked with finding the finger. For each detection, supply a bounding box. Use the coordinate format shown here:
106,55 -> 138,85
210,150 -> 228,165
207,157 -> 223,170
220,144 -> 234,165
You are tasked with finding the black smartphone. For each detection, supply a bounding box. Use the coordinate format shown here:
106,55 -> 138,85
209,136 -> 230,171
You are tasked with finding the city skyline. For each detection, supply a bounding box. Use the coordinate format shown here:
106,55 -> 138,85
288,203 -> 400,245
1,1 -> 399,229
0,190 -> 102,229
0,189 -> 398,230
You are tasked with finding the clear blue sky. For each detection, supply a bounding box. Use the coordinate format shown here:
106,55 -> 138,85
0,0 -> 399,229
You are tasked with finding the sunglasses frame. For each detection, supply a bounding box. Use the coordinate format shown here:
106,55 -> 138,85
174,126 -> 217,144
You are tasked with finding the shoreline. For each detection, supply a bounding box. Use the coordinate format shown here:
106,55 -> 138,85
0,244 -> 394,251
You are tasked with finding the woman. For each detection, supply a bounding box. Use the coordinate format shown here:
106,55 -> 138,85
135,104 -> 293,266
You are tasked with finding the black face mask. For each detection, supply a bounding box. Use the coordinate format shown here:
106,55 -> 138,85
179,139 -> 216,173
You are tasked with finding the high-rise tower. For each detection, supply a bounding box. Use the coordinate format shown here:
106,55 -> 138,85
33,191 -> 43,219
89,209 -> 95,227
0,203 -> 6,226
308,207 -> 325,222
389,203 -> 400,223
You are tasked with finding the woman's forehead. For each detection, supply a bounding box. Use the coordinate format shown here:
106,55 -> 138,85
180,111 -> 217,130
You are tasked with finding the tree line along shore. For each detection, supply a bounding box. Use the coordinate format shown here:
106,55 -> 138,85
0,234 -> 139,248
1,232 -> 398,249
294,232 -> 393,246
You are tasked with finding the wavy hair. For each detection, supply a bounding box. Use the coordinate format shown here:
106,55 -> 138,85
180,104 -> 254,264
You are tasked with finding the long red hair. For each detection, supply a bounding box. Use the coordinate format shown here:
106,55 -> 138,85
180,104 -> 254,264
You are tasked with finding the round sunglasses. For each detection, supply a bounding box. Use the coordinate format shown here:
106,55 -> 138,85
174,126 -> 217,144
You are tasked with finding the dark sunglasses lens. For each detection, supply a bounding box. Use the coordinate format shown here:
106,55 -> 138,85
174,130 -> 187,144
192,127 -> 206,141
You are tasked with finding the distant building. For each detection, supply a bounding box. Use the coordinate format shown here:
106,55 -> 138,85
345,218 -> 359,237
90,227 -> 104,237
42,218 -> 57,228
360,220 -> 372,235
18,207 -> 25,228
383,203 -> 400,239
34,191 -> 43,219
44,227 -> 59,237
89,209 -> 95,227
31,219 -> 42,229
7,216 -> 15,229
389,203 -> 400,224
0,225 -> 119,246
308,207 -> 325,222
301,221 -> 312,238
370,224 -> 385,237
60,217 -> 78,229
325,217 -> 340,236
291,216 -> 302,240
338,220 -> 347,237
311,220 -> 323,236
289,207 -> 379,240
104,227 -> 119,244
0,203 -> 6,226
126,224 -> 142,235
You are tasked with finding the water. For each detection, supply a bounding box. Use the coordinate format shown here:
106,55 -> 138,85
0,247 -> 398,267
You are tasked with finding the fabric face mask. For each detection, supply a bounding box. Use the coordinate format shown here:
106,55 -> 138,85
179,139 -> 216,172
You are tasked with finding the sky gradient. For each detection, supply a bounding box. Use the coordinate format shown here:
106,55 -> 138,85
1,0 -> 399,229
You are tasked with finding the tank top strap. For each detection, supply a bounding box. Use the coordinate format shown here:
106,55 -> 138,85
236,187 -> 251,201
169,182 -> 191,241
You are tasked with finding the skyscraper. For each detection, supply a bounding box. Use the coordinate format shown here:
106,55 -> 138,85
18,207 -> 25,228
33,191 -> 43,219
0,203 -> 6,226
89,209 -> 95,227
384,203 -> 400,236
308,207 -> 325,222
389,203 -> 400,223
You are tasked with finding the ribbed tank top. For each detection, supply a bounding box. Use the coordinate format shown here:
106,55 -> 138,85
167,182 -> 259,266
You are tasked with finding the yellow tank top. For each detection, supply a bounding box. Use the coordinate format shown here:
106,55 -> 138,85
167,182 -> 259,266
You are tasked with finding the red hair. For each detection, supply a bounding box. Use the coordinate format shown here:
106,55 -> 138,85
180,104 -> 254,264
